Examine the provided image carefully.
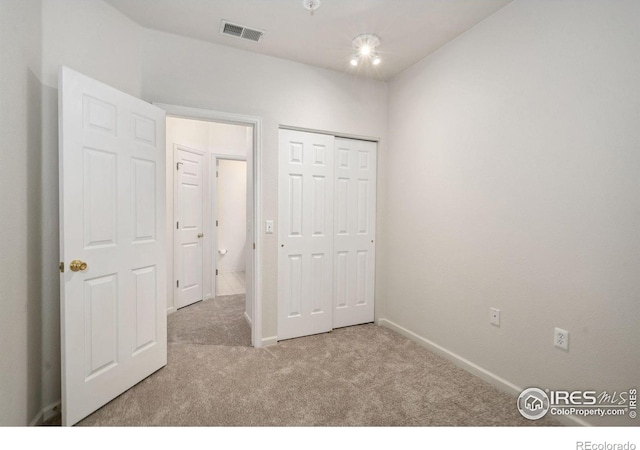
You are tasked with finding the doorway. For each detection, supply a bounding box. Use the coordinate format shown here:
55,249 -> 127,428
215,158 -> 247,297
159,104 -> 263,348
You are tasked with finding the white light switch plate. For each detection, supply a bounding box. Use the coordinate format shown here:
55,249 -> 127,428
265,220 -> 274,234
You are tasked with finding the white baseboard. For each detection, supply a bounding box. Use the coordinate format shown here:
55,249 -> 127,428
378,318 -> 590,427
167,306 -> 176,315
261,335 -> 278,347
244,311 -> 252,326
29,400 -> 61,426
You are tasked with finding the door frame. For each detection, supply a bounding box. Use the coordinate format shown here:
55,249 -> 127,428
173,144 -> 209,309
157,103 -> 263,348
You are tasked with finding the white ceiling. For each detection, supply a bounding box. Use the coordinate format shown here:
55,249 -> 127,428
105,0 -> 513,80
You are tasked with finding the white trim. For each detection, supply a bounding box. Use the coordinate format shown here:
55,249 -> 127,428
279,124 -> 379,143
167,306 -> 176,315
156,103 -> 263,349
210,154 -> 217,299
158,103 -> 259,127
378,318 -> 591,427
244,311 -> 252,326
212,153 -> 247,162
29,400 -> 61,426
261,336 -> 278,347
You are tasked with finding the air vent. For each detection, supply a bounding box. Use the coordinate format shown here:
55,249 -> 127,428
220,20 -> 264,43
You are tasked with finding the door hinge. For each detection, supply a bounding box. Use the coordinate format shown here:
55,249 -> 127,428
59,262 -> 64,273
216,171 -> 219,178
216,269 -> 218,276
253,243 -> 256,250
176,162 -> 183,170
216,220 -> 219,227
176,221 -> 179,229
176,280 -> 179,288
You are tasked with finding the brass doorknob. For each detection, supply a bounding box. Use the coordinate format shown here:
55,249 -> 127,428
70,260 -> 87,272
197,233 -> 204,238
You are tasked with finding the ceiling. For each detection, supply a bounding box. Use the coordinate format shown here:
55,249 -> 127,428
105,0 -> 513,80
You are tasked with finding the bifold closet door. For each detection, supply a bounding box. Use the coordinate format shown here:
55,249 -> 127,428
333,138 -> 377,328
278,129 -> 335,340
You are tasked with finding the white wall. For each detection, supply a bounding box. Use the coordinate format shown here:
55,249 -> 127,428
217,159 -> 247,273
141,29 -> 388,339
385,0 -> 640,426
0,0 -> 145,426
209,122 -> 252,156
41,0 -> 142,96
166,117 -> 250,157
0,0 -> 43,426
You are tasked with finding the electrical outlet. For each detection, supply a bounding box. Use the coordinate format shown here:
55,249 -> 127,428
554,327 -> 569,350
489,308 -> 501,326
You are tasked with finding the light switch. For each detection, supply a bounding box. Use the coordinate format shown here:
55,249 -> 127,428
265,220 -> 274,234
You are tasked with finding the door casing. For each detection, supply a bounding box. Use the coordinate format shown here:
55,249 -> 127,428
157,103 -> 263,348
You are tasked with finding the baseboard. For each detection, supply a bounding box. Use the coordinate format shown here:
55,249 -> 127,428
378,318 -> 590,427
167,306 -> 176,315
29,400 -> 61,426
243,311 -> 252,326
261,335 -> 278,347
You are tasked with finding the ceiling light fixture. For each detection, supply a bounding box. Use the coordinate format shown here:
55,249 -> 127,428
303,0 -> 321,16
351,34 -> 382,67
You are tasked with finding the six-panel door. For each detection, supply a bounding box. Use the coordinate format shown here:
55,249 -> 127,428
278,130 -> 335,340
174,146 -> 205,309
60,67 -> 167,426
333,138 -> 377,328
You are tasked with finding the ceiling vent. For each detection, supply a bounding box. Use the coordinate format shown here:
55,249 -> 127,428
220,20 -> 264,43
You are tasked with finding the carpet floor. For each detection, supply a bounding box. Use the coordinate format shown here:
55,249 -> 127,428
65,295 -> 558,426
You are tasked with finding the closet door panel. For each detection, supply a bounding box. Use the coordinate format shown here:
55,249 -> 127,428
333,138 -> 377,328
278,129 -> 335,340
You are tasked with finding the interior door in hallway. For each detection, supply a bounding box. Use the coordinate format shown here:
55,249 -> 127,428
278,129 -> 335,340
59,67 -> 167,426
174,146 -> 205,309
333,138 -> 377,328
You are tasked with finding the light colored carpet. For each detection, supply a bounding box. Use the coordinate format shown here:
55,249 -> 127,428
65,294 -> 560,426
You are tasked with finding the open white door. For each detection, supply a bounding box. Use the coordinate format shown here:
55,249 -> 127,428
59,67 -> 167,426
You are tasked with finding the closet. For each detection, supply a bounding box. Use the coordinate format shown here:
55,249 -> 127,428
278,129 -> 377,340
